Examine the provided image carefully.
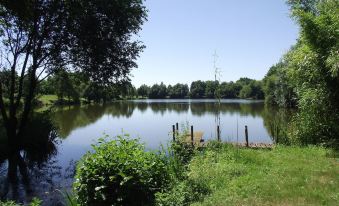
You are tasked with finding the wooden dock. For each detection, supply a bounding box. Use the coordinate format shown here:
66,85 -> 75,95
172,124 -> 274,148
233,142 -> 274,149
185,131 -> 204,146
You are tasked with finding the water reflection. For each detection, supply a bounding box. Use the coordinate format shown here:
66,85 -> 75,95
262,106 -> 294,145
52,100 -> 270,139
0,113 -> 72,205
52,103 -> 135,138
50,100 -> 289,145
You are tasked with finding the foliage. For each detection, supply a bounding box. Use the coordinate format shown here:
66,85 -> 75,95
190,81 -> 207,98
219,81 -> 240,98
189,79 -> 264,99
58,190 -> 79,206
0,71 -> 16,98
204,81 -> 219,98
239,85 -> 252,99
0,0 -> 147,144
119,83 -> 137,99
263,0 -> 339,146
37,76 -> 265,102
0,198 -> 42,206
235,77 -> 253,86
73,135 -> 170,206
155,179 -> 209,206
167,83 -> 189,99
154,128 -> 209,206
170,129 -> 196,168
236,78 -> 264,99
137,84 -> 150,98
262,106 -> 293,145
54,71 -> 80,103
262,62 -> 297,107
149,82 -> 167,99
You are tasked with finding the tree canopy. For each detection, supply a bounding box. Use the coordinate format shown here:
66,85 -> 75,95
0,0 -> 147,143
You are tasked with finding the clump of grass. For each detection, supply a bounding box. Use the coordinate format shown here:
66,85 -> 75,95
188,143 -> 339,206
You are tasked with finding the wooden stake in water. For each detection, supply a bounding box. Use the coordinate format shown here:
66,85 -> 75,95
191,125 -> 194,146
245,125 -> 249,147
176,122 -> 179,132
172,125 -> 175,141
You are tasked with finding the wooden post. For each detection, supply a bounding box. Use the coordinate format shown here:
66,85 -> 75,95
191,125 -> 194,146
245,125 -> 249,147
172,125 -> 175,141
176,122 -> 179,132
217,125 -> 220,141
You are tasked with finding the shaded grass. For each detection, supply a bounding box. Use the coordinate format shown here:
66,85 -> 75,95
188,144 -> 339,206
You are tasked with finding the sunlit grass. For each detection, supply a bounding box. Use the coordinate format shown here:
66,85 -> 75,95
189,144 -> 339,206
37,94 -> 58,105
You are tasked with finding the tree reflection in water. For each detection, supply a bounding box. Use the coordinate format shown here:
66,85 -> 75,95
0,112 -> 72,205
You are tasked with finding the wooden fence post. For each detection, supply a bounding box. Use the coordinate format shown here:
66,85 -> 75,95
217,125 -> 220,141
191,125 -> 194,146
176,122 -> 179,132
245,125 -> 249,147
172,125 -> 175,141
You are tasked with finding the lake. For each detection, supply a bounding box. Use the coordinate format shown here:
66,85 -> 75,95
0,99 -> 291,204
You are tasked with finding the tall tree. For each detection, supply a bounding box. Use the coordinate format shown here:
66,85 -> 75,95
205,80 -> 219,98
0,0 -> 147,149
137,84 -> 150,98
190,80 -> 206,98
168,83 -> 189,98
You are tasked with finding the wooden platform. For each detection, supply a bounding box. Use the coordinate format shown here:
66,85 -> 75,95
233,142 -> 274,149
184,131 -> 204,146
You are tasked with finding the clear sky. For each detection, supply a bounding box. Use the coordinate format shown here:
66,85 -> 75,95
131,0 -> 299,87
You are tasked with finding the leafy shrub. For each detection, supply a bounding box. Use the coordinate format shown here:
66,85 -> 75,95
154,130 -> 210,206
73,135 -> 170,205
170,140 -> 195,166
0,201 -> 17,206
155,179 -> 209,206
0,198 -> 41,206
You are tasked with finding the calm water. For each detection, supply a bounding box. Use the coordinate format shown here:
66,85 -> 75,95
0,99 -> 291,204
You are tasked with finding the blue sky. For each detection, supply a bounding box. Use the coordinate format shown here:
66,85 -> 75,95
131,0 -> 299,87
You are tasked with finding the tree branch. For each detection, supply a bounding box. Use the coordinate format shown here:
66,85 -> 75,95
38,70 -> 53,83
15,45 -> 31,110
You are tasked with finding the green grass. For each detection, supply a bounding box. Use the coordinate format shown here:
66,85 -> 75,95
37,94 -> 58,105
187,144 -> 339,206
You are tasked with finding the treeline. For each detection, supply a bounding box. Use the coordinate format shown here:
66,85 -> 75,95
37,72 -> 264,102
261,0 -> 338,147
137,78 -> 264,99
39,70 -> 137,104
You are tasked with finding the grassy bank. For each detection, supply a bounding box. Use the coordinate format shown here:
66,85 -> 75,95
186,144 -> 339,206
38,94 -> 58,105
69,134 -> 338,205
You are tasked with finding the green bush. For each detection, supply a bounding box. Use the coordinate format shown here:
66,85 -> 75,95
154,130 -> 210,206
73,135 -> 170,205
170,140 -> 195,166
0,198 -> 41,206
155,179 -> 209,206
